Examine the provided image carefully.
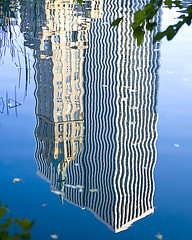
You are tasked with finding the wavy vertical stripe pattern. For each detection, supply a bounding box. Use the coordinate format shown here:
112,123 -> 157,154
32,0 -> 161,233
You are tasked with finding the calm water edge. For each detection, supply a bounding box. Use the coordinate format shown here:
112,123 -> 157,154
0,1 -> 192,240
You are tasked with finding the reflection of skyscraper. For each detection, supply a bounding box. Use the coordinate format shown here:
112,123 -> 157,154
20,0 -> 103,195
78,0 -> 160,232
21,0 -> 160,233
59,0 -> 160,232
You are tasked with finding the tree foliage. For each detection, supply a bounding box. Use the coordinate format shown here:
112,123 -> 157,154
0,201 -> 34,240
111,0 -> 192,45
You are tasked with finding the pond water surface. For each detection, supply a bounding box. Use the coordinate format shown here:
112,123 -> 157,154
0,0 -> 192,240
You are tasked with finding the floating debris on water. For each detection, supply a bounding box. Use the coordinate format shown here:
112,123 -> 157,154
89,189 -> 98,192
128,88 -> 137,92
42,204 -> 48,207
78,189 -> 83,193
166,69 -> 173,74
13,178 -> 22,183
130,121 -> 136,125
51,190 -> 64,196
76,185 -> 84,189
64,184 -> 72,187
129,106 -> 138,109
174,144 -> 180,148
64,184 -> 77,189
74,163 -> 79,166
155,233 -> 163,240
50,234 -> 58,239
182,77 -> 189,81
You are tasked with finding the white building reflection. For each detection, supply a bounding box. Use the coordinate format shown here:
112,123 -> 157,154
21,0 -> 160,233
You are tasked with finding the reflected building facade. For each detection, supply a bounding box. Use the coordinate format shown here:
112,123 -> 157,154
81,0 -> 160,231
20,0 -> 102,193
21,0 -> 160,233
0,1 -> 19,27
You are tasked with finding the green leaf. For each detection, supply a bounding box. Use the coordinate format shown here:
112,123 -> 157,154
174,1 -> 183,9
134,10 -> 145,22
0,218 -> 12,229
166,25 -> 177,40
0,206 -> 7,218
153,31 -> 166,42
0,230 -> 9,240
178,14 -> 186,20
15,218 -> 34,231
146,22 -> 157,30
111,17 -> 123,26
187,5 -> 192,14
77,0 -> 83,4
133,26 -> 145,45
165,0 -> 172,8
186,17 -> 192,25
16,232 -> 31,239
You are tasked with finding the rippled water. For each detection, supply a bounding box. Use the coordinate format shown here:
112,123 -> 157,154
0,0 -> 192,239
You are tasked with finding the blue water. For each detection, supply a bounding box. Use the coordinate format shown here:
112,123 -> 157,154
0,1 -> 192,240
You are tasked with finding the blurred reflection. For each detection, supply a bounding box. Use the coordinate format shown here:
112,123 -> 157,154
19,0 -> 102,199
20,0 -> 160,233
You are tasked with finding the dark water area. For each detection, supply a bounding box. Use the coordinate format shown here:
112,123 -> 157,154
0,0 -> 192,239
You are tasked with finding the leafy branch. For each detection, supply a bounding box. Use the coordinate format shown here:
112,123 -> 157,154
0,201 -> 34,240
111,0 -> 192,45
